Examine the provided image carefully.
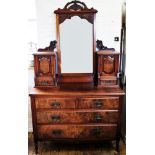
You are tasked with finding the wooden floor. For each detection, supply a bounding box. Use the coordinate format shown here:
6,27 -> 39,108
28,133 -> 126,155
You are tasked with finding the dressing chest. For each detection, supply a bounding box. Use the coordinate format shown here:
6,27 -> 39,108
29,1 -> 125,154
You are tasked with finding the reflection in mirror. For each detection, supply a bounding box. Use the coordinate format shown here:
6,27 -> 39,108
60,16 -> 93,73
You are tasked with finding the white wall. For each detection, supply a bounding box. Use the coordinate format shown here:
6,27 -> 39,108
28,68 -> 34,132
35,0 -> 122,51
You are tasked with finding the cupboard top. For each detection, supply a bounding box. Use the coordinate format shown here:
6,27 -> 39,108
96,51 -> 120,55
33,52 -> 56,55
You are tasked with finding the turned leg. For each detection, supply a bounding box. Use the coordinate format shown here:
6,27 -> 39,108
34,140 -> 38,154
116,140 -> 120,155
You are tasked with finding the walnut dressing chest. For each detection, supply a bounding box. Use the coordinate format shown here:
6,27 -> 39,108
29,1 -> 125,154
30,87 -> 124,154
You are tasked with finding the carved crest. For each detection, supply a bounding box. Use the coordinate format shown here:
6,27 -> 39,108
64,0 -> 88,11
54,0 -> 97,24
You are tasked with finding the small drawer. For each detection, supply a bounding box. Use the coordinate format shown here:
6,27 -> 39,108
36,110 -> 118,124
35,98 -> 76,109
100,79 -> 117,86
37,125 -> 117,140
35,76 -> 55,86
78,97 -> 119,109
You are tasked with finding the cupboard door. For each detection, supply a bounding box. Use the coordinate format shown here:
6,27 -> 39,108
39,57 -> 50,74
99,55 -> 119,76
34,53 -> 56,87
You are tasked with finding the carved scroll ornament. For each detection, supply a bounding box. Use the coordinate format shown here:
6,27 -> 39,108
96,40 -> 115,51
38,40 -> 57,52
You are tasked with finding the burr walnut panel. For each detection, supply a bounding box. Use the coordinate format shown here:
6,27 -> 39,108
78,97 -> 119,109
35,98 -> 76,109
30,86 -> 124,154
37,125 -> 117,139
39,57 -> 50,74
103,56 -> 114,74
36,110 -> 118,124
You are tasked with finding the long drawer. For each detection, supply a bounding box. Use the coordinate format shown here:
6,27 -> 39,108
35,98 -> 76,109
37,124 -> 117,139
78,97 -> 119,109
36,110 -> 118,124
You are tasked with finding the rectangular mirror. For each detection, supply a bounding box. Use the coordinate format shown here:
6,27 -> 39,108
60,16 -> 93,73
54,1 -> 97,86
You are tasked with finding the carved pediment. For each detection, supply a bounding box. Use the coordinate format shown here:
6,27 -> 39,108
59,13 -> 94,24
54,0 -> 97,24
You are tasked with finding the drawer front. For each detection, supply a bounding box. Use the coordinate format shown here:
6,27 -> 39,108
36,76 -> 55,86
36,110 -> 118,124
78,97 -> 119,109
37,125 -> 117,139
35,98 -> 76,109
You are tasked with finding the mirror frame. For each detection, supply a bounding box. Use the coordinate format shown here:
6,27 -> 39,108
54,0 -> 97,86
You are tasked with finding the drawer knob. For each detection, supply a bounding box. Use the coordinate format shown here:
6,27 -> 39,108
94,114 -> 103,121
94,101 -> 103,108
51,115 -> 61,122
50,102 -> 60,107
52,130 -> 63,135
91,128 -> 102,136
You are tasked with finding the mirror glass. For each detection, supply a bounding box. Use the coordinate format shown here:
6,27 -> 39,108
60,16 -> 93,73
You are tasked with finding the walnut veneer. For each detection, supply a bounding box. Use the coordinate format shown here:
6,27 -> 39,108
29,87 -> 124,154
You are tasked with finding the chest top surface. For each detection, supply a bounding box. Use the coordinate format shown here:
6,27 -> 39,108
29,87 -> 125,97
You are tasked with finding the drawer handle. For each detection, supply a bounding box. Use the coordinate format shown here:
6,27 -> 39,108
91,128 -> 102,136
51,115 -> 61,122
52,130 -> 63,135
94,101 -> 103,108
41,81 -> 49,85
94,114 -> 103,121
50,102 -> 61,107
